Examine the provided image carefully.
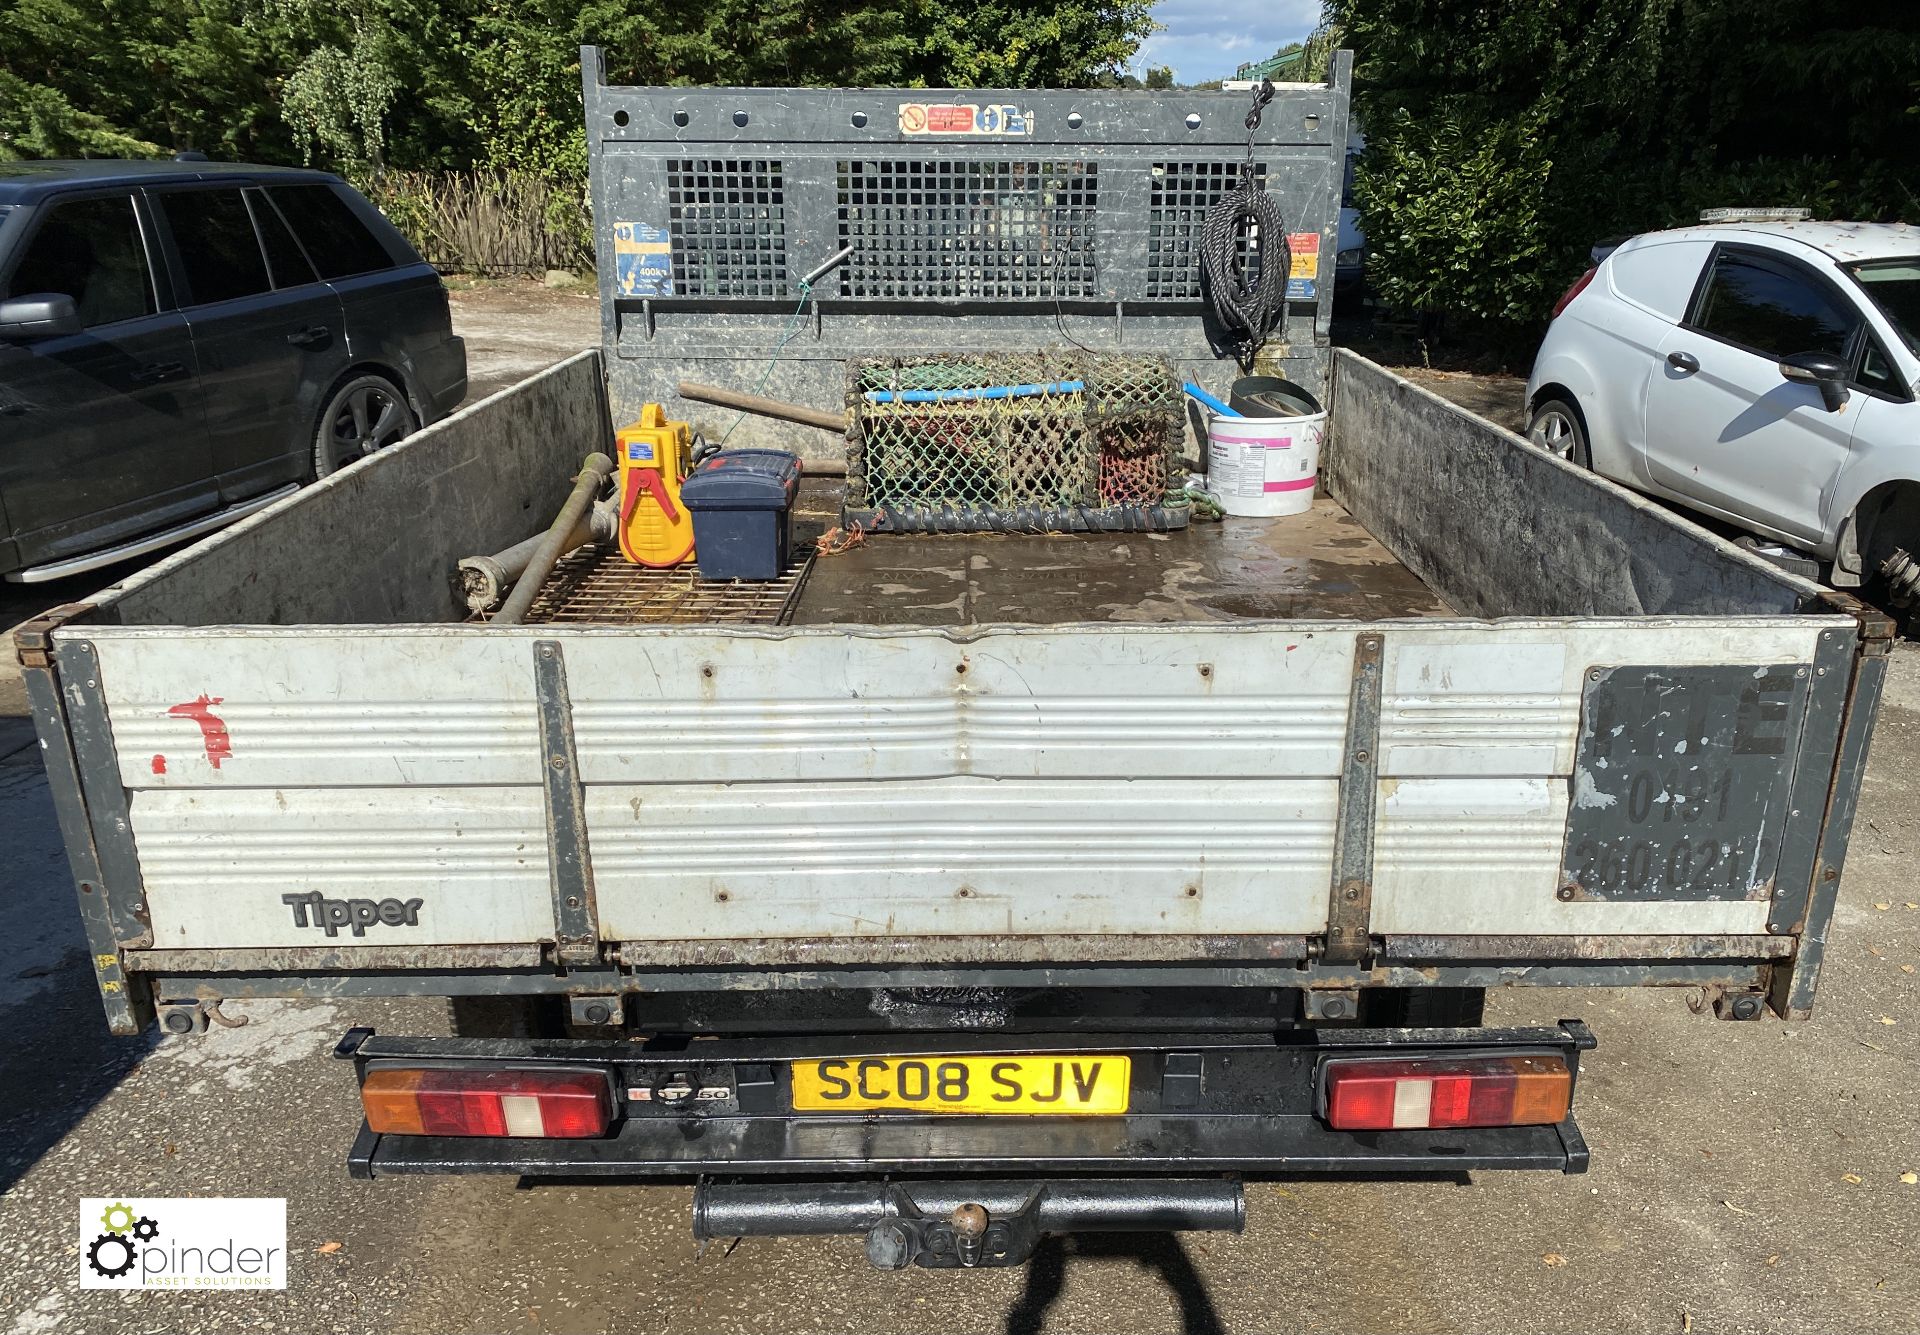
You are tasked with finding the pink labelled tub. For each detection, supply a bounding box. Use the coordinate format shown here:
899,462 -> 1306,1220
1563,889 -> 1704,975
1205,410 -> 1326,517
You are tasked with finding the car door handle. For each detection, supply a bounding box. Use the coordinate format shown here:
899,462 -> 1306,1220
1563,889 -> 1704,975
286,324 -> 331,349
1666,350 -> 1700,375
130,361 -> 189,384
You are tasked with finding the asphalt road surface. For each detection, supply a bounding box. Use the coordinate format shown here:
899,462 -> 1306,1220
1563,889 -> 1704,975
2,284 -> 1915,1333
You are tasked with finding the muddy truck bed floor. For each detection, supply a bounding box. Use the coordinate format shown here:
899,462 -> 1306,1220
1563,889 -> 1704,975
792,494 -> 1453,626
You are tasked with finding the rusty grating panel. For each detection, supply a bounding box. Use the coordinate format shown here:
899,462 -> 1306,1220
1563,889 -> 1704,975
501,549 -> 814,625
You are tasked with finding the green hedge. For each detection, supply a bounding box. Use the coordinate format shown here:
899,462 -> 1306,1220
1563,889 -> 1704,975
1335,0 -> 1920,331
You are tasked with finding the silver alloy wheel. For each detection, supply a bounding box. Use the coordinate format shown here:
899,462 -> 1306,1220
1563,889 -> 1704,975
1528,406 -> 1577,460
317,375 -> 416,477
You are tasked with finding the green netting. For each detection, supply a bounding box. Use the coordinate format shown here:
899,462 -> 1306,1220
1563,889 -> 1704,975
845,353 -> 1184,531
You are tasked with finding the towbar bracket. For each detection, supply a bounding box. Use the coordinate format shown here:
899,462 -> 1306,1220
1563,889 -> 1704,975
691,1178 -> 1246,1270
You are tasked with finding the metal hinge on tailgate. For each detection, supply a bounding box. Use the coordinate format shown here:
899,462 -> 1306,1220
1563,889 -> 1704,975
1764,604 -> 1891,940
1817,590 -> 1896,657
1766,593 -> 1896,1018
11,603 -> 155,1034
11,601 -> 93,669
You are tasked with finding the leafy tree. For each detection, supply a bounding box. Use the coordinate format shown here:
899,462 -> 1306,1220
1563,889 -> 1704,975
425,0 -> 1157,181
0,0 -> 1162,204
1335,0 -> 1920,329
914,2 -> 1158,87
2,0 -> 300,161
450,1 -> 926,181
1144,65 -> 1173,90
282,24 -> 402,173
0,0 -> 1161,273
0,74 -> 161,159
1349,109 -> 1555,324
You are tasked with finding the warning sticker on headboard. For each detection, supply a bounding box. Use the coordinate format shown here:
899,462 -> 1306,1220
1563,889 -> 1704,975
1286,232 -> 1321,280
1285,230 -> 1321,301
897,102 -> 1034,136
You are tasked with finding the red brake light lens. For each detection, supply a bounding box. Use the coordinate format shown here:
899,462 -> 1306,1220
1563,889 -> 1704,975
1551,266 -> 1598,320
1322,1054 -> 1572,1131
361,1067 -> 614,1138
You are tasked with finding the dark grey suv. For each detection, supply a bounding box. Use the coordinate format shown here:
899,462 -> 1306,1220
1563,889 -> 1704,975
0,160 -> 466,583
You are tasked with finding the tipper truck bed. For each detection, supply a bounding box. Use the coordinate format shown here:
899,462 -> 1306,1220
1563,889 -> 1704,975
13,55 -> 1891,1269
16,347 -> 1887,1267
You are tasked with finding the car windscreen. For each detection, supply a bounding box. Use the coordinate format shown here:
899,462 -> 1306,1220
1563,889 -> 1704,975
1849,260 -> 1920,357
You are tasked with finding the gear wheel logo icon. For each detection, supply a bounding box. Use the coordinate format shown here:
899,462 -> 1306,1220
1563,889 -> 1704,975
131,1216 -> 159,1242
87,1232 -> 136,1279
99,1201 -> 136,1235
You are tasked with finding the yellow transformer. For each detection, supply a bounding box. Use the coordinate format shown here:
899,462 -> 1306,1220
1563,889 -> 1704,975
615,404 -> 695,567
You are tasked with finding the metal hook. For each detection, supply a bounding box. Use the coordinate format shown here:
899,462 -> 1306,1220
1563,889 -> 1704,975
204,999 -> 249,1028
1243,78 -> 1276,180
1244,78 -> 1276,132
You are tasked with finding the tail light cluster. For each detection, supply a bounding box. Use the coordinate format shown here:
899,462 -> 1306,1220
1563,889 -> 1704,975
1550,266 -> 1598,320
358,1054 -> 1571,1139
1321,1053 -> 1572,1131
361,1066 -> 614,1138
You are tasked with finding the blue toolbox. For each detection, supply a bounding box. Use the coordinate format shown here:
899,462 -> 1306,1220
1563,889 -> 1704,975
679,449 -> 803,581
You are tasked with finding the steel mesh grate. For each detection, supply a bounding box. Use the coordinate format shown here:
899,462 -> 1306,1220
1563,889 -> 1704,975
1145,161 -> 1268,300
499,548 -> 813,625
835,159 -> 1099,299
666,158 -> 788,296
845,352 -> 1184,532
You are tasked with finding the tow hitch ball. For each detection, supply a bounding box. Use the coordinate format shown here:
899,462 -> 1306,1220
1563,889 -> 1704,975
691,1179 -> 1246,1271
868,1202 -> 999,1270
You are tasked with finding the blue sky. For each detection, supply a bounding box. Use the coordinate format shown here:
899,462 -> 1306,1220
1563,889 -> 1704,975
1134,0 -> 1325,84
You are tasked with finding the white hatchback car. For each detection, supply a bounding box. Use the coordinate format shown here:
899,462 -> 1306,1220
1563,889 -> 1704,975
1526,219 -> 1920,599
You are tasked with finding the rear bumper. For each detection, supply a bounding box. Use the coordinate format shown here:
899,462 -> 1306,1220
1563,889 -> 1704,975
339,1021 -> 1594,1181
351,1105 -> 1588,1178
417,333 -> 467,420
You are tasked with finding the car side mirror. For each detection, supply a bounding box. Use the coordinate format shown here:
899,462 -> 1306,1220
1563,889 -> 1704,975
0,293 -> 82,340
1778,351 -> 1850,413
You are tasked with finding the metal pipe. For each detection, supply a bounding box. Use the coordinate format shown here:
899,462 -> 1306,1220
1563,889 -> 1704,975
676,379 -> 849,436
456,503 -> 618,615
800,243 -> 855,287
457,522 -> 583,615
863,380 -> 1085,405
1182,381 -> 1242,417
491,453 -> 614,625
691,1178 -> 1245,1240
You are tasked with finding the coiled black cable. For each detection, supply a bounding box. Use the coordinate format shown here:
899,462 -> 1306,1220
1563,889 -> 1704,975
1201,178 -> 1289,363
1201,81 -> 1290,364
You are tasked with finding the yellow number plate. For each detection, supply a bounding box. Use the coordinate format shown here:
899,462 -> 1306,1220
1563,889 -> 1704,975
791,1055 -> 1131,1115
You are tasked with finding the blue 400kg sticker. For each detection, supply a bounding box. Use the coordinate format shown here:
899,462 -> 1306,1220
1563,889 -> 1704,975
614,221 -> 673,297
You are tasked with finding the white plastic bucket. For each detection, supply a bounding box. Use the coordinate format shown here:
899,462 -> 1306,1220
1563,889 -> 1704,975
1206,412 -> 1326,517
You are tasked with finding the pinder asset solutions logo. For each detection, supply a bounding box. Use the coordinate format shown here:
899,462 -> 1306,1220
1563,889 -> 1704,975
80,1198 -> 286,1289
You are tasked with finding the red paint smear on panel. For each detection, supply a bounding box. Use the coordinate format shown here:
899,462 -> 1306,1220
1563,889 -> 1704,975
167,695 -> 231,769
150,754 -> 167,774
